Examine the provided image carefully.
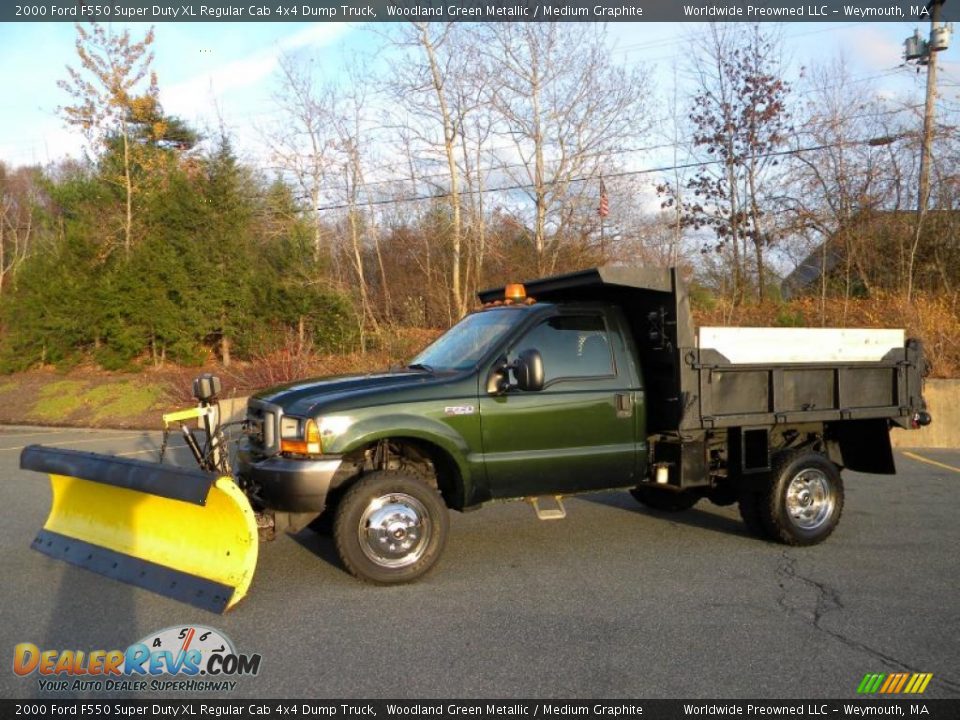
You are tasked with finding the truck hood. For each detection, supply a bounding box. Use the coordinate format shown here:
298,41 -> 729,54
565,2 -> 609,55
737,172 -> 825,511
252,369 -> 464,417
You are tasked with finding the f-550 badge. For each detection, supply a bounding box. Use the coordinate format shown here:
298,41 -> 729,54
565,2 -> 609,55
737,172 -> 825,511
444,405 -> 476,416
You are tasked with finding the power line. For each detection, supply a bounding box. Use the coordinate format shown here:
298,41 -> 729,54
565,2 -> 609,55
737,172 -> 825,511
259,65 -> 919,189
311,139 -> 878,213
275,102 -> 927,201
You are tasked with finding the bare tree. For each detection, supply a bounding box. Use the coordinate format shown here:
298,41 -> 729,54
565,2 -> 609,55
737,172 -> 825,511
388,22 -> 486,319
58,22 -> 156,256
266,54 -> 338,268
783,56 -> 903,316
482,23 -> 650,276
328,64 -> 388,347
664,24 -> 791,303
0,164 -> 43,295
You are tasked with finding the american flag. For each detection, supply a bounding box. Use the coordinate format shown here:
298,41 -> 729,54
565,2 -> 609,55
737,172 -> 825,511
597,178 -> 609,218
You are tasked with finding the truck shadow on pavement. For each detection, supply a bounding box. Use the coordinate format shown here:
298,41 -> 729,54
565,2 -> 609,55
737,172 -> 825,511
287,528 -> 349,576
579,491 -> 755,540
286,491 -> 758,581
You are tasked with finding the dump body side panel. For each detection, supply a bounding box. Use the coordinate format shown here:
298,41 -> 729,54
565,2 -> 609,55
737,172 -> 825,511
686,342 -> 926,430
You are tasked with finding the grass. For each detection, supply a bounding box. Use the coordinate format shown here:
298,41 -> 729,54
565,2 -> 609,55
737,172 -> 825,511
29,379 -> 165,424
86,383 -> 164,422
0,381 -> 18,395
32,380 -> 90,420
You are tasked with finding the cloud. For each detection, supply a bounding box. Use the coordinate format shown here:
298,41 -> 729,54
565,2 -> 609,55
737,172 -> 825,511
162,24 -> 351,119
850,26 -> 906,70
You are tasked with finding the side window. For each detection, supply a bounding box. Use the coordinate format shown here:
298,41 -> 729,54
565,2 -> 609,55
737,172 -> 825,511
513,315 -> 614,383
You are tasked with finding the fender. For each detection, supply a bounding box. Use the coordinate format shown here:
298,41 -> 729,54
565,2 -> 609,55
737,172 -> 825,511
332,413 -> 482,506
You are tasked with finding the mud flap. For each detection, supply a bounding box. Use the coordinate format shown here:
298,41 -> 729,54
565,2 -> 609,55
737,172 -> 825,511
826,418 -> 896,475
21,445 -> 258,614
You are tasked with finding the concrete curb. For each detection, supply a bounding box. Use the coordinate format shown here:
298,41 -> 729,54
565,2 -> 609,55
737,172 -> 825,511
891,379 -> 958,449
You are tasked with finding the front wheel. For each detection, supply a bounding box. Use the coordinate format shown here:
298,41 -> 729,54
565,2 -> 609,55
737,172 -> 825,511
761,452 -> 844,546
333,470 -> 449,584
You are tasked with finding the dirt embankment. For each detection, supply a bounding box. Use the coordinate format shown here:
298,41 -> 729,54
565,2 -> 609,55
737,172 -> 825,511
0,348 -> 412,429
0,368 -> 194,429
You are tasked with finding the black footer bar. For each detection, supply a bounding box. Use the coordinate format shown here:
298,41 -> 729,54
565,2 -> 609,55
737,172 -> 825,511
3,699 -> 959,720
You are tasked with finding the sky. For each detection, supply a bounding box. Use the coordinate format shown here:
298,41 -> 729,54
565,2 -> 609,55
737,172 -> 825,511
0,20 -> 958,173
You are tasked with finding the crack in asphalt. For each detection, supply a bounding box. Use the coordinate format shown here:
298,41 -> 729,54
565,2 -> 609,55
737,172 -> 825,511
775,551 -> 960,694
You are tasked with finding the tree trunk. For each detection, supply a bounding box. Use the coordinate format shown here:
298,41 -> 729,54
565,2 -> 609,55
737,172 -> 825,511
122,120 -> 133,255
0,215 -> 5,295
747,161 -> 765,302
221,311 -> 231,367
754,239 -> 764,302
531,65 -> 546,274
725,157 -> 743,305
417,23 -> 465,319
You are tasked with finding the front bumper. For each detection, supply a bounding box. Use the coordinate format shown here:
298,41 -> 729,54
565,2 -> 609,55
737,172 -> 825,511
238,451 -> 342,512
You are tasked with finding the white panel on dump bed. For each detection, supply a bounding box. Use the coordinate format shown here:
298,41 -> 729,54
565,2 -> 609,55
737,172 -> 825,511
697,327 -> 905,364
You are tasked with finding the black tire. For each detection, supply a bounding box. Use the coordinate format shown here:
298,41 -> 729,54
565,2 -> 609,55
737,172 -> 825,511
333,470 -> 449,584
707,481 -> 739,507
630,485 -> 700,512
308,511 -> 334,536
738,490 -> 771,539
760,451 -> 844,546
308,487 -> 344,535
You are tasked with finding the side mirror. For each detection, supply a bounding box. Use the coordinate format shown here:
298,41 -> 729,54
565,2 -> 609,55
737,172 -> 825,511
512,348 -> 544,392
486,365 -> 509,395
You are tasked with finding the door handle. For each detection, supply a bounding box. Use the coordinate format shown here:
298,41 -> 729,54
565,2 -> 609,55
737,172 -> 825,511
615,393 -> 633,418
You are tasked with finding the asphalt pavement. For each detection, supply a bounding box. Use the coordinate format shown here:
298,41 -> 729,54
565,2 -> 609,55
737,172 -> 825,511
1,426 -> 958,700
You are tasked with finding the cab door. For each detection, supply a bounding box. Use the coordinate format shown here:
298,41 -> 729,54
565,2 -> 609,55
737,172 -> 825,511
479,309 -> 639,498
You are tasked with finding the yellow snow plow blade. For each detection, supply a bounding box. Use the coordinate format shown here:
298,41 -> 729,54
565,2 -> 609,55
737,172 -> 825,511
21,445 -> 258,613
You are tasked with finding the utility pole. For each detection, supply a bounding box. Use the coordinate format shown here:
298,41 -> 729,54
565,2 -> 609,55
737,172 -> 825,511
918,0 -> 946,219
903,0 -> 950,301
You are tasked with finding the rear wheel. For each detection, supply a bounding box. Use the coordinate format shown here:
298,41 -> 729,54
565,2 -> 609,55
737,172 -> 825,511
630,485 -> 700,512
760,452 -> 844,546
333,470 -> 448,584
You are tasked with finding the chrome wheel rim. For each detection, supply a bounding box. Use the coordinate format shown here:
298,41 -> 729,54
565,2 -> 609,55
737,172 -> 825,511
785,469 -> 835,530
358,493 -> 431,568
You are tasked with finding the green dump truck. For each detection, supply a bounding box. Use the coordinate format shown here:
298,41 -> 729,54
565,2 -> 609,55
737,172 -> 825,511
238,266 -> 930,583
22,266 -> 931,612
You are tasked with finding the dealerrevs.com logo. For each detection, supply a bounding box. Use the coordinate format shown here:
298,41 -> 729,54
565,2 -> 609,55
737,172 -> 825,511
13,625 -> 261,693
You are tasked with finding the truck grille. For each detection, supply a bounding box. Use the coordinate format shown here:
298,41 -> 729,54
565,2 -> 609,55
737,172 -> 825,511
246,400 -> 280,456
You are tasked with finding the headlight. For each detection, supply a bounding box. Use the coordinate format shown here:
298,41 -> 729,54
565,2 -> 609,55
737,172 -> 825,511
280,416 -> 303,440
280,416 -> 321,455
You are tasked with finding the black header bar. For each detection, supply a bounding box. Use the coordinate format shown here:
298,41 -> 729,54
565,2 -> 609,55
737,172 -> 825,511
3,1 -> 958,23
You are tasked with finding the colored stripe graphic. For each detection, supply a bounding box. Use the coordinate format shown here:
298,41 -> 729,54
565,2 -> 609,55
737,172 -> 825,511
892,673 -> 910,693
856,674 -> 885,693
858,672 -> 932,694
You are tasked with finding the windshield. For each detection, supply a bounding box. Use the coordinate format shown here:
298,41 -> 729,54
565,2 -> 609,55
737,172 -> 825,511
409,309 -> 523,371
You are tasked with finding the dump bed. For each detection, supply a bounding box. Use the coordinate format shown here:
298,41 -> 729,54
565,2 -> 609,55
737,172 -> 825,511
483,266 -> 927,434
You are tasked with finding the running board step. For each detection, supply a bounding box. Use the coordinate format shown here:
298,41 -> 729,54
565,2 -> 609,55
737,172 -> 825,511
527,496 -> 566,520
